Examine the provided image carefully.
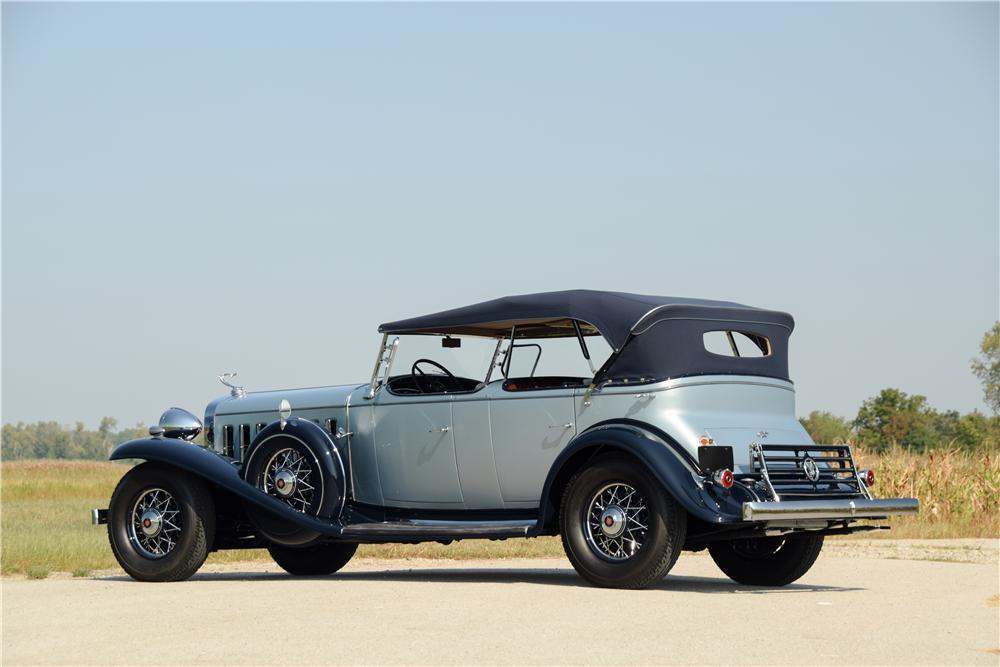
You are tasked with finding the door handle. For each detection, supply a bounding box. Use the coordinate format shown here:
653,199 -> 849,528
549,423 -> 573,429
428,426 -> 451,433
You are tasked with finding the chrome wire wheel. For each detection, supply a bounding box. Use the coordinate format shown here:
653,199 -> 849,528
262,447 -> 316,513
128,488 -> 182,559
584,482 -> 649,562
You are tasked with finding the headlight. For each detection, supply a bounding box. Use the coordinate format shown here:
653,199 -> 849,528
157,407 -> 203,441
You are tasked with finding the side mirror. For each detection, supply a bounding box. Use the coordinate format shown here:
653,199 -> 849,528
279,399 -> 292,430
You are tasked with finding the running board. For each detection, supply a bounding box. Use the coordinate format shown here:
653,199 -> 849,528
340,518 -> 536,540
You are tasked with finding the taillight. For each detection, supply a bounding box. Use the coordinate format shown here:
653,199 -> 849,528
713,468 -> 734,489
862,468 -> 876,487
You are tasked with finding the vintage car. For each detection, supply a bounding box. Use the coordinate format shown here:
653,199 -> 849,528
93,290 -> 918,588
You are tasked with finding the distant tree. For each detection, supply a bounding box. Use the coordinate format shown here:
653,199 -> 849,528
971,322 -> 1000,413
799,411 -> 852,444
947,410 -> 1000,450
853,388 -> 940,451
1,418 -> 148,460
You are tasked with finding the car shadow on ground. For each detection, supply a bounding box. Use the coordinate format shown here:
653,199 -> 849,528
98,567 -> 864,593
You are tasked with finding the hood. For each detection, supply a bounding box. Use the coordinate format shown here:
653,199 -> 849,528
211,383 -> 366,419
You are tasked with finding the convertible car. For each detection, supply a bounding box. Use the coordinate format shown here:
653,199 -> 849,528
93,290 -> 918,588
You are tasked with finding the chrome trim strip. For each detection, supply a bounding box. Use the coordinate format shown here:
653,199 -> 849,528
341,518 -> 535,537
742,498 -> 919,521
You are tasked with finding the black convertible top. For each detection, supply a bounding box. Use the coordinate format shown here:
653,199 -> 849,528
379,290 -> 791,348
379,290 -> 795,382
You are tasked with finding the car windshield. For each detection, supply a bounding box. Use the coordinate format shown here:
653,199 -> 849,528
389,335 -> 498,382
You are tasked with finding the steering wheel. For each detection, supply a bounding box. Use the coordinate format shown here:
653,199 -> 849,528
411,358 -> 455,379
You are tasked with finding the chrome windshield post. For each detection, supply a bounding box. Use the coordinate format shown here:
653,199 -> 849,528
483,337 -> 504,385
365,334 -> 389,399
381,337 -> 400,386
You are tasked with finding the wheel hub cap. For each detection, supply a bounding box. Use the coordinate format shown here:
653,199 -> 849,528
139,510 -> 162,537
128,488 -> 181,560
273,469 -> 296,497
261,447 -> 317,513
585,482 -> 649,562
599,506 -> 626,538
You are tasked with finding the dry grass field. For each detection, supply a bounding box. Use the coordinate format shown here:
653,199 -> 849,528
1,449 -> 997,576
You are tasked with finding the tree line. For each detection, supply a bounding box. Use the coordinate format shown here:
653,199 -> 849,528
1,418 -> 148,461
803,322 -> 999,451
3,323 -> 998,460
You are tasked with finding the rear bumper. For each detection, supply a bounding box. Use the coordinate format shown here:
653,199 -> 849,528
742,497 -> 919,522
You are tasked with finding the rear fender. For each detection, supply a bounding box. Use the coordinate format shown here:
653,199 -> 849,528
535,422 -> 745,533
109,438 -> 342,536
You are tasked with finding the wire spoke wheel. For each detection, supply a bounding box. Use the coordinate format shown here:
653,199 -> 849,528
128,487 -> 182,559
584,482 -> 649,562
262,447 -> 316,513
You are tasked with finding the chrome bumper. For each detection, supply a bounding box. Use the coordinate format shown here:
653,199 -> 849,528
742,497 -> 919,522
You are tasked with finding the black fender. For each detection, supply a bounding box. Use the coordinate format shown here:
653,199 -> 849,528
534,421 -> 746,534
242,417 -> 347,520
109,437 -> 343,538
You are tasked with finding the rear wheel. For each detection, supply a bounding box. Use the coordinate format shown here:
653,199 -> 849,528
107,463 -> 215,582
267,542 -> 358,576
708,534 -> 824,586
560,456 -> 686,589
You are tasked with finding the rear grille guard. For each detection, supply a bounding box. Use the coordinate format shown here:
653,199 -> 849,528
750,442 -> 872,501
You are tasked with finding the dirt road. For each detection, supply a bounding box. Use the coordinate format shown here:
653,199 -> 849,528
3,542 -> 998,666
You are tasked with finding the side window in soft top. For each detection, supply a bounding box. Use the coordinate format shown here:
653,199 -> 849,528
702,330 -> 770,358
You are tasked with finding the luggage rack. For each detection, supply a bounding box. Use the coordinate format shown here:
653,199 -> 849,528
750,442 -> 872,501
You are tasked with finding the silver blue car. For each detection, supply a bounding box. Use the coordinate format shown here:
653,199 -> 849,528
94,290 -> 918,588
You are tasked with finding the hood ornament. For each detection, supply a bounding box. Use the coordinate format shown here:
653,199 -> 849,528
219,372 -> 246,398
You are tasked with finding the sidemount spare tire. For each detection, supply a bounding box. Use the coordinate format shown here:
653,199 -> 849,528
242,417 -> 346,547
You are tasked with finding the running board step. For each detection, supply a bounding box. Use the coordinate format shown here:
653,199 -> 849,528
341,518 -> 536,539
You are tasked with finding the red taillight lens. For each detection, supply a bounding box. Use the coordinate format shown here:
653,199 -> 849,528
713,468 -> 734,489
865,469 -> 876,486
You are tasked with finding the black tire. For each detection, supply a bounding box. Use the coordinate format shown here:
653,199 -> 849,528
560,455 -> 687,589
107,463 -> 215,582
267,541 -> 358,576
708,534 -> 824,586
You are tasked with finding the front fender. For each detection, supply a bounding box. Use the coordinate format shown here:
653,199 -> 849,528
536,422 -> 745,533
109,438 -> 343,536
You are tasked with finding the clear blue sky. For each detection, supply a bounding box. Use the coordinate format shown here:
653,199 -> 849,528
3,2 -> 997,428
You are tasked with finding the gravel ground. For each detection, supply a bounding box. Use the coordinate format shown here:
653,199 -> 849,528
2,539 -> 998,666
825,537 -> 999,564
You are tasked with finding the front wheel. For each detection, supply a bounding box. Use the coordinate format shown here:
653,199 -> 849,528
708,534 -> 824,586
107,463 -> 215,582
267,541 -> 358,576
560,456 -> 687,589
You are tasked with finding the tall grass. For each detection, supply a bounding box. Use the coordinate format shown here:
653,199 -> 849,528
852,445 -> 999,539
1,450 -> 997,575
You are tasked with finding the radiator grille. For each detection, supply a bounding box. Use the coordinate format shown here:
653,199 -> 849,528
751,443 -> 863,499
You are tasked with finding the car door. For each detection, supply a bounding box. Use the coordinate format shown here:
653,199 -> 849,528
487,382 -> 577,505
451,393 -> 503,508
372,391 -> 464,507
